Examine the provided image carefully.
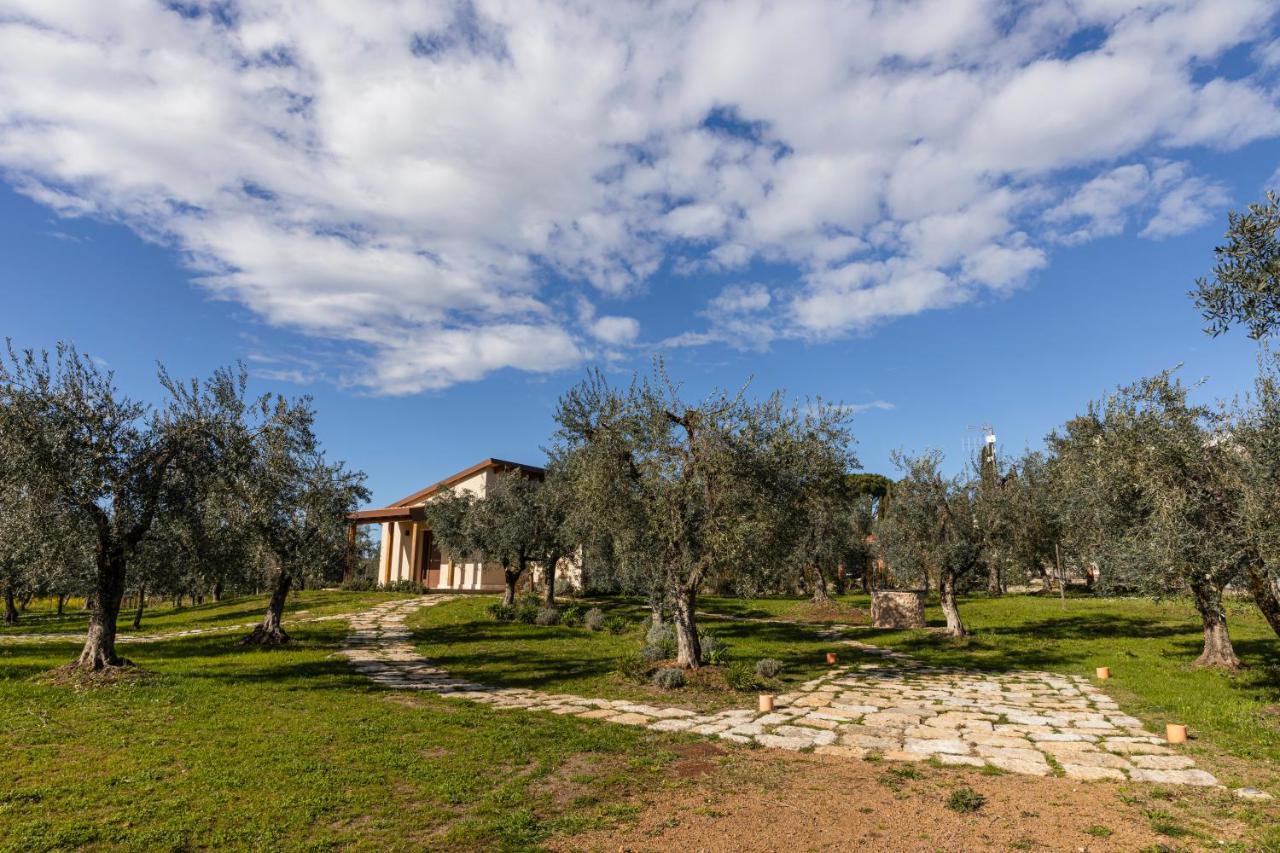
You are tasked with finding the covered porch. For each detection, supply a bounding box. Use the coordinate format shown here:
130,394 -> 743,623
346,506 -> 505,591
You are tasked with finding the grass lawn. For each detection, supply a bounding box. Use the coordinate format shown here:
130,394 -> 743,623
0,594 -> 686,851
0,590 -> 411,637
406,596 -> 840,712
833,591 -> 1280,790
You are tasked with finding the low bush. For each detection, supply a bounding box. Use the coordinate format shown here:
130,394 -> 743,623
652,668 -> 685,690
754,658 -> 783,680
560,603 -> 585,627
584,608 -> 606,631
487,602 -> 516,622
338,577 -> 377,591
384,580 -> 424,594
605,615 -> 630,635
724,662 -> 758,692
553,576 -> 576,598
534,606 -> 561,626
616,652 -> 649,682
645,622 -> 677,657
514,596 -> 540,624
639,644 -> 667,663
698,629 -> 729,665
946,787 -> 986,813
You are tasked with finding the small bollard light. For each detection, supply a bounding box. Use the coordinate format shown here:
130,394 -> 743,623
1166,723 -> 1188,744
1095,666 -> 1111,680
826,652 -> 838,665
758,694 -> 775,713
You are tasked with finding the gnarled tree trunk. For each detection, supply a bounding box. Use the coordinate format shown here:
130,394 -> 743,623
502,557 -> 523,606
1190,576 -> 1241,669
3,586 -> 18,625
131,585 -> 146,630
986,561 -> 1002,596
810,565 -> 831,603
76,544 -> 129,670
243,570 -> 292,645
939,567 -> 966,638
672,585 -> 702,669
648,588 -> 665,626
542,554 -> 559,608
212,580 -> 223,602
1245,564 -> 1280,639
56,593 -> 67,616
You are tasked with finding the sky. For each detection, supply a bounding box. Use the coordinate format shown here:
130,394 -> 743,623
1,0 -> 1278,508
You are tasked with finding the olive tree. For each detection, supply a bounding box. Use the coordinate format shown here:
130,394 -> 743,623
233,393 -> 368,645
552,365 -> 854,668
0,343 -> 235,670
875,451 -> 983,637
1193,192 -> 1280,340
1051,373 -> 1246,668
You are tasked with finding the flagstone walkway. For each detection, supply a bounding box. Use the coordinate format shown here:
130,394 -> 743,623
341,595 -> 1223,787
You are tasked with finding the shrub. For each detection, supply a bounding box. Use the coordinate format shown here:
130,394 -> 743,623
553,576 -> 576,597
534,606 -> 561,626
652,668 -> 685,690
487,602 -> 516,622
385,579 -> 424,594
645,621 -> 676,656
616,652 -> 649,681
724,662 -> 758,692
639,644 -> 667,663
339,576 -> 376,591
698,629 -> 729,665
514,596 -> 540,624
946,787 -> 986,813
605,615 -> 630,635
584,608 -> 606,631
754,658 -> 783,680
561,603 -> 585,627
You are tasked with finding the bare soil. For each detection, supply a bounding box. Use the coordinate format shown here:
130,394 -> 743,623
553,748 -> 1261,852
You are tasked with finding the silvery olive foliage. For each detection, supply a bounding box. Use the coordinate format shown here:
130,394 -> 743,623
550,361 -> 856,668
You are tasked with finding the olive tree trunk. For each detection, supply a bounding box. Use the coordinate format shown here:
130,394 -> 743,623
76,544 -> 129,670
1245,564 -> 1280,639
672,585 -> 702,669
502,557 -> 525,607
131,584 -> 146,630
3,586 -> 17,625
243,570 -> 292,645
1190,575 -> 1241,669
542,555 -> 559,608
939,567 -> 967,638
212,580 -> 223,602
986,561 -> 1002,596
810,565 -> 831,603
56,593 -> 67,616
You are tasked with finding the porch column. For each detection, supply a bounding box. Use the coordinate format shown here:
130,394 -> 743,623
408,522 -> 420,586
343,522 -> 357,582
381,522 -> 394,585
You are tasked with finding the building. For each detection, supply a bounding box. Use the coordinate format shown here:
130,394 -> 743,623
346,458 -> 580,592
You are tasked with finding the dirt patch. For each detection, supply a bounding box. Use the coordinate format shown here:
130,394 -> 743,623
543,752 -> 634,810
551,749 -> 1259,852
790,601 -> 870,625
668,745 -> 727,779
41,660 -> 152,689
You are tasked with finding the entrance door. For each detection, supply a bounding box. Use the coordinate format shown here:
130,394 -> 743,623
423,530 -> 442,589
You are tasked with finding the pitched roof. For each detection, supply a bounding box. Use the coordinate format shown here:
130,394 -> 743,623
387,458 -> 545,508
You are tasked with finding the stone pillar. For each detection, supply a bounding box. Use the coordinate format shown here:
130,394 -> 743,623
871,590 -> 926,629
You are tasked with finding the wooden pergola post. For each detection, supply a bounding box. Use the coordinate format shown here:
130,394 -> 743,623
343,522 -> 357,583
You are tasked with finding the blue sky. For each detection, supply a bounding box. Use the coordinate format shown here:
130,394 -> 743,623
1,1 -> 1277,507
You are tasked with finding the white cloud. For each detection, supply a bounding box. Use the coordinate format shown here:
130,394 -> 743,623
588,315 -> 640,346
0,0 -> 1275,391
841,400 -> 895,414
1045,160 -> 1229,243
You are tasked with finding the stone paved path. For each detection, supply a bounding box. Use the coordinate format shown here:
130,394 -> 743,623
0,610 -> 359,644
342,596 -> 1220,787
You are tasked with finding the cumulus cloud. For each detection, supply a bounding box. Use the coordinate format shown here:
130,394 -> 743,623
1045,160 -> 1229,244
0,0 -> 1276,391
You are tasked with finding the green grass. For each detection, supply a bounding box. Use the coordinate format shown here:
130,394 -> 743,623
1,590 -> 412,637
840,592 -> 1280,785
406,596 -> 840,711
0,596 -> 685,850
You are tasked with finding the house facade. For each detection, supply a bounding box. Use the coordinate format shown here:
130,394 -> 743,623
346,458 -> 580,592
